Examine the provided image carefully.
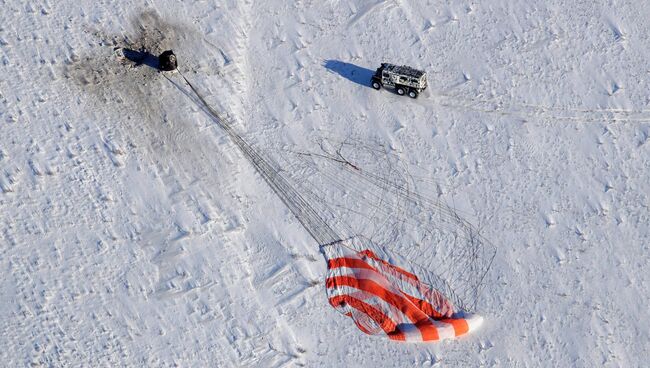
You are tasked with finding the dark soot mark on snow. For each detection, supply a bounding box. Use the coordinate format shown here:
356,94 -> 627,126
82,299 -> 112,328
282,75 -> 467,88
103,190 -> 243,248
63,10 -> 191,89
61,9 -> 204,119
61,10 -> 206,159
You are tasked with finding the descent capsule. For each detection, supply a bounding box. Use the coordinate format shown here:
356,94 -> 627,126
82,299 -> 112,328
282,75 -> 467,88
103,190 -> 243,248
159,50 -> 177,71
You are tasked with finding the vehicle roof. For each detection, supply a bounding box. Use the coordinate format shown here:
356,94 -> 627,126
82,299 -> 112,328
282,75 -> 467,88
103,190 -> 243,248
381,63 -> 426,78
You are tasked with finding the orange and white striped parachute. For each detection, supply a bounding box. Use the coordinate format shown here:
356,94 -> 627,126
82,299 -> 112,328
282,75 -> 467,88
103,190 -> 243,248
323,240 -> 484,342
171,71 -> 491,341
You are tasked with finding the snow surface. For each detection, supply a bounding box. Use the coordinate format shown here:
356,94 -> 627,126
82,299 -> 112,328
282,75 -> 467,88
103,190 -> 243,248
2,0 -> 650,366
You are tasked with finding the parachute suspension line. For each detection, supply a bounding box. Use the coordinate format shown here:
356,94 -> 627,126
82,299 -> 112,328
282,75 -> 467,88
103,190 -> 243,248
166,72 -> 495,313
173,71 -> 341,247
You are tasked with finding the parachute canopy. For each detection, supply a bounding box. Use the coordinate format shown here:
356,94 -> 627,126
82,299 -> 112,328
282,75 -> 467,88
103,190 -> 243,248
323,238 -> 484,342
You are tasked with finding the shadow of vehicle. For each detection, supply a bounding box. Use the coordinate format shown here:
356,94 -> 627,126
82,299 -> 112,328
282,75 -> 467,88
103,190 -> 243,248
323,60 -> 375,88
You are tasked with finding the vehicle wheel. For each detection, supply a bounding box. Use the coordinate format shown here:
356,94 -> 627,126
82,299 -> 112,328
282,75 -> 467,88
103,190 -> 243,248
408,89 -> 418,99
372,81 -> 381,90
396,86 -> 406,96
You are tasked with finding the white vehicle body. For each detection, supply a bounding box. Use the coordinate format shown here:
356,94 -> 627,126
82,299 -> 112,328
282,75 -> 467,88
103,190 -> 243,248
371,63 -> 427,98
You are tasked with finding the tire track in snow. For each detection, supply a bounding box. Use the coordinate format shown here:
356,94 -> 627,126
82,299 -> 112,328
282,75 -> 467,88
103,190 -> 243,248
221,1 -> 311,363
150,2 -> 310,365
346,0 -> 394,30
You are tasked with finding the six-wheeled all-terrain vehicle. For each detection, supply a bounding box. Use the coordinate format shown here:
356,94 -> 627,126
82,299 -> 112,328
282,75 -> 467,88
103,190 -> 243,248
371,63 -> 427,98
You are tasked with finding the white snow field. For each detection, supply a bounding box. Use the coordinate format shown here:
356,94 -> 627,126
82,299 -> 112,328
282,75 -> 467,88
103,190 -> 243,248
2,0 -> 649,366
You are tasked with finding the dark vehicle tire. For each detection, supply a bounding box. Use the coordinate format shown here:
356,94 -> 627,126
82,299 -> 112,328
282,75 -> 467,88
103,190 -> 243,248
372,81 -> 381,90
396,86 -> 406,96
408,89 -> 418,99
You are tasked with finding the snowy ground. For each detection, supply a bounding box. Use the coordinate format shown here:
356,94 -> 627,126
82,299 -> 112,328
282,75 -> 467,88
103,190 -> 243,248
1,0 -> 649,366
